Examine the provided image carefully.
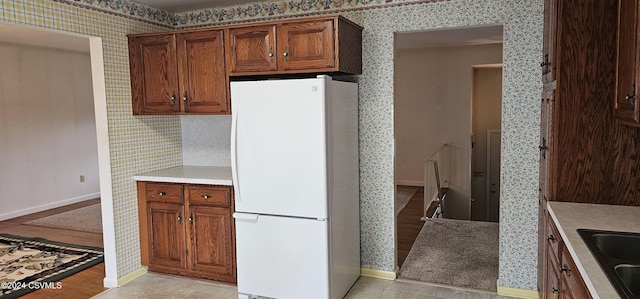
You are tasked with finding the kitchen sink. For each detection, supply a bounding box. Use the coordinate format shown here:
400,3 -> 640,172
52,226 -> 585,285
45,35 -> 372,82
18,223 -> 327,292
590,233 -> 640,263
578,229 -> 640,299
615,265 -> 640,297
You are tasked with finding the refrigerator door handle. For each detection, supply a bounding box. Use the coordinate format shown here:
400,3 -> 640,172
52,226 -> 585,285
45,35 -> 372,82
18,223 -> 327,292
231,108 -> 240,202
233,212 -> 259,221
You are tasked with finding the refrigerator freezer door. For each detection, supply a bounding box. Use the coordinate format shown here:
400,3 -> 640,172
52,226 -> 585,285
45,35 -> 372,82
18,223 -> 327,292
231,78 -> 328,219
234,213 -> 330,299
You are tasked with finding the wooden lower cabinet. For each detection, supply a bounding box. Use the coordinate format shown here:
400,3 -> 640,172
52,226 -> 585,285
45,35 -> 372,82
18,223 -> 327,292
138,181 -> 236,283
541,212 -> 590,299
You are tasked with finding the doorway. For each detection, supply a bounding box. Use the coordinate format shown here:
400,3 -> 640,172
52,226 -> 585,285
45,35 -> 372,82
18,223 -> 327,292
393,25 -> 503,292
471,66 -> 503,222
0,22 -> 116,287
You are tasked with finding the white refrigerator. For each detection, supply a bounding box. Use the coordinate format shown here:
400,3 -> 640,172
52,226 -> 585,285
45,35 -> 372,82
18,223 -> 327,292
230,76 -> 360,299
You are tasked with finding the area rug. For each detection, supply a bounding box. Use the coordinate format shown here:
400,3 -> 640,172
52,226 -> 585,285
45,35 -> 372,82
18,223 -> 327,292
0,234 -> 104,298
399,218 -> 499,292
24,204 -> 102,234
396,186 -> 418,215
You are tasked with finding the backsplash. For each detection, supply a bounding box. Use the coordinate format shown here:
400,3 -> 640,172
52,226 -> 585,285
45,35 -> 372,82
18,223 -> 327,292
181,116 -> 232,167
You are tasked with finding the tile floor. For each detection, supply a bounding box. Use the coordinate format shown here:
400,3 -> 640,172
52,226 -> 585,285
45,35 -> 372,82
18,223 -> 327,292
92,272 -> 516,299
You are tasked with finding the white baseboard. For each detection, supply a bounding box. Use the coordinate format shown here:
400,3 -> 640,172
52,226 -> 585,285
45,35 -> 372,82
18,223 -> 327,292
360,268 -> 397,280
497,286 -> 539,299
0,192 -> 100,221
102,266 -> 147,288
396,180 -> 423,187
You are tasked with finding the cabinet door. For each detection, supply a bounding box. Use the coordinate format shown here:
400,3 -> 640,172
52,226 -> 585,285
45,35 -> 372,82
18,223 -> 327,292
277,19 -> 335,71
147,201 -> 187,269
188,205 -> 235,282
128,34 -> 179,114
228,25 -> 277,74
615,0 -> 640,126
544,250 -> 561,299
176,30 -> 228,114
560,245 -> 591,299
542,0 -> 558,83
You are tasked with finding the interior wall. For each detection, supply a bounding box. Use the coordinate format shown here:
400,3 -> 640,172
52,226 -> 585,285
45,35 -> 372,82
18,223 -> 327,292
0,42 -> 100,220
471,67 -> 503,221
394,43 -> 503,186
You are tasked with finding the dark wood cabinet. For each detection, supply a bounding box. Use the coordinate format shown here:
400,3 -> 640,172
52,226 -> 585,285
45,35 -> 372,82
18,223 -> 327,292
227,25 -> 277,74
615,0 -> 640,126
227,16 -> 362,76
137,181 -> 235,283
128,29 -> 228,115
146,201 -> 186,269
541,213 -> 591,299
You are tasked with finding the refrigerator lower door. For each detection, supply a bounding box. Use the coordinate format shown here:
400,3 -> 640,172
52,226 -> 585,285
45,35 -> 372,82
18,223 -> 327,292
234,213 -> 330,299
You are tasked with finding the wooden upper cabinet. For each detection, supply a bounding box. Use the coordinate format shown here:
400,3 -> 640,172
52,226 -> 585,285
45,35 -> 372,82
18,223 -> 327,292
128,29 -> 228,115
177,30 -> 228,114
615,0 -> 640,126
228,25 -> 277,74
278,19 -> 335,71
226,16 -> 362,76
128,34 -> 180,114
542,0 -> 558,83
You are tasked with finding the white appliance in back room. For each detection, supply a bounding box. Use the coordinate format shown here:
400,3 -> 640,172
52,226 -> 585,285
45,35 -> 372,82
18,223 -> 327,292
230,75 -> 360,299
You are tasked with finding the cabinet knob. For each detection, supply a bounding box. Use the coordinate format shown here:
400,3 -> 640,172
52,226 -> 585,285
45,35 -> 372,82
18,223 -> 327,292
547,235 -> 555,242
552,287 -> 559,294
268,52 -> 273,57
283,51 -> 288,57
157,192 -> 167,196
189,214 -> 193,223
177,215 -> 182,223
202,194 -> 213,199
561,264 -> 570,275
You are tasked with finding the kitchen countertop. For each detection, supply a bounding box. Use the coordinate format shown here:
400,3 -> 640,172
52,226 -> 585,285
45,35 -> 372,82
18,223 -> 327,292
547,201 -> 640,299
133,165 -> 232,186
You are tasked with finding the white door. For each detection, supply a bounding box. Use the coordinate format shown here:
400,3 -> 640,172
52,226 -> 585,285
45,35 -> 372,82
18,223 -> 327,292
234,213 -> 330,299
231,78 -> 328,219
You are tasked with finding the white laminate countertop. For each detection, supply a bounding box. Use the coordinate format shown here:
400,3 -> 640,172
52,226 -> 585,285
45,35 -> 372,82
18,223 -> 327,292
133,166 -> 232,186
547,201 -> 640,299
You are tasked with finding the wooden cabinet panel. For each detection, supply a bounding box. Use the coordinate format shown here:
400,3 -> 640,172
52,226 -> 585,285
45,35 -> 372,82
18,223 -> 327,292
228,25 -> 277,74
188,205 -> 234,281
560,245 -> 591,299
137,181 -> 235,282
177,30 -> 228,114
128,34 -> 179,114
544,249 -> 561,299
146,201 -> 187,269
615,0 -> 640,126
226,16 -> 361,76
278,19 -> 335,71
187,185 -> 230,207
144,182 -> 184,203
129,30 -> 229,115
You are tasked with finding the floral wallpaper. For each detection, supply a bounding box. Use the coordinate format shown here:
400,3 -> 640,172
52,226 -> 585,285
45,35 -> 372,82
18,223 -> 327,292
3,0 -> 544,292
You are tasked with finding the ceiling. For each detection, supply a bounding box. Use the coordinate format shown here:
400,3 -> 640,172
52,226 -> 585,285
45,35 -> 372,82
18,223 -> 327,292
134,0 -> 264,12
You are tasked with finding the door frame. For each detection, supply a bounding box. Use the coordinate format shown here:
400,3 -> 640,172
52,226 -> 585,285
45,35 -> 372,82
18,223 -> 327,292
486,129 -> 501,222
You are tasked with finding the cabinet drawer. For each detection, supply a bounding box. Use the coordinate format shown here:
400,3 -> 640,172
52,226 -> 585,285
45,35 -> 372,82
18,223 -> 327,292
187,185 -> 230,207
145,183 -> 184,203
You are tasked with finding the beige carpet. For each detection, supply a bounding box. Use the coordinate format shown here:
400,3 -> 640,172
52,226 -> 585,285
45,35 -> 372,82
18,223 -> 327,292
399,218 -> 499,292
25,204 -> 102,234
396,186 -> 418,215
